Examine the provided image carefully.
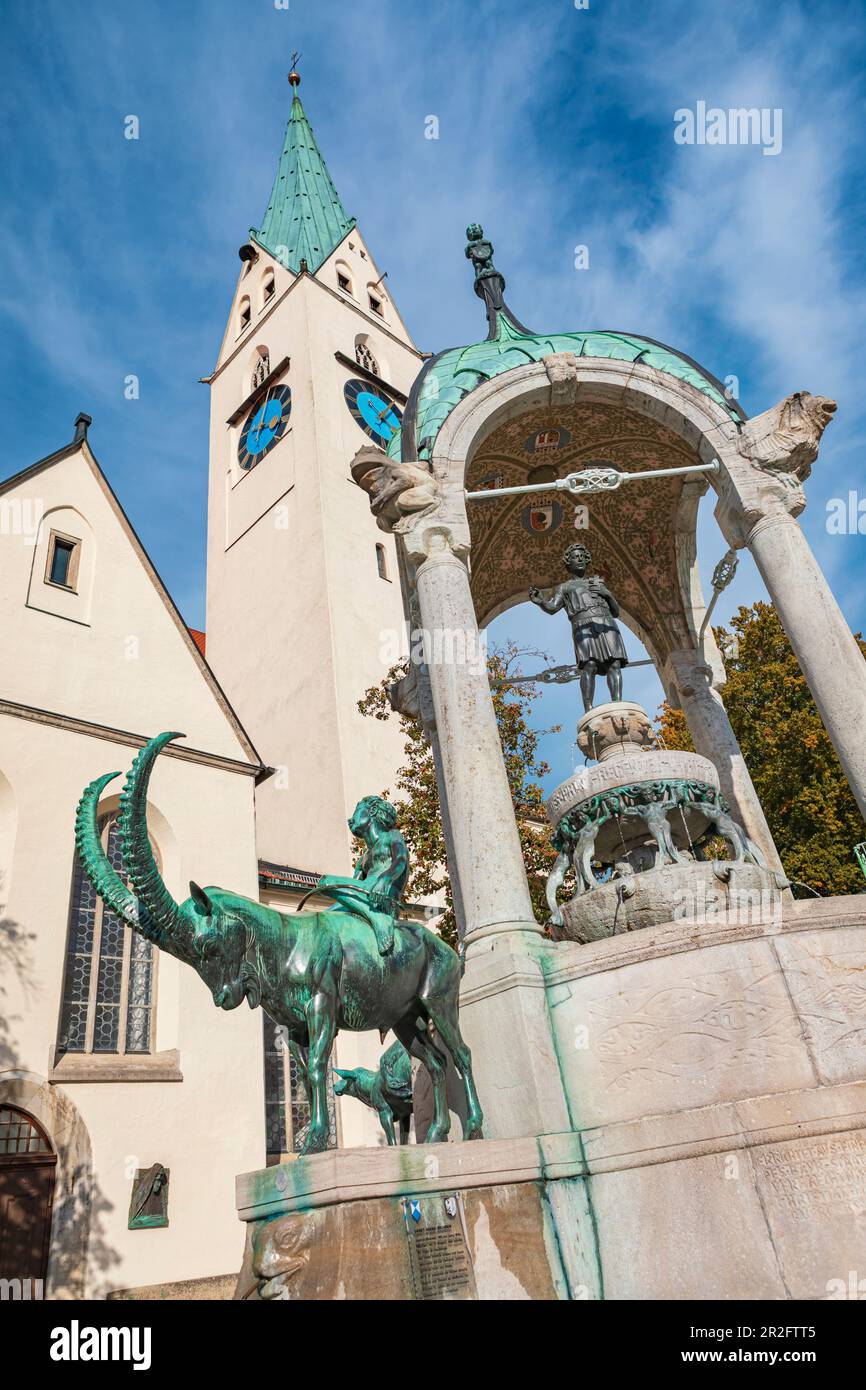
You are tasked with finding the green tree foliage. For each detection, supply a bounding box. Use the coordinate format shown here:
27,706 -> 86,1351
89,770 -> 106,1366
358,644 -> 559,947
657,601 -> 866,897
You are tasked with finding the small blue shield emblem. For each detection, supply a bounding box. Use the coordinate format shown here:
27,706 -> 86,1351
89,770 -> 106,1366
409,1200 -> 422,1223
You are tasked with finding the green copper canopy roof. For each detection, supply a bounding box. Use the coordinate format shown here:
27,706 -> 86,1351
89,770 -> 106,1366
251,92 -> 355,273
388,313 -> 743,462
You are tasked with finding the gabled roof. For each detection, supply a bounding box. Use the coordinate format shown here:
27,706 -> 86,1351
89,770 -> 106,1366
251,90 -> 355,274
0,422 -> 264,770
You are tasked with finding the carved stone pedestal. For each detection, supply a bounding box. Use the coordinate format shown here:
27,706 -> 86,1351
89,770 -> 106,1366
233,1138 -> 570,1300
234,898 -> 866,1300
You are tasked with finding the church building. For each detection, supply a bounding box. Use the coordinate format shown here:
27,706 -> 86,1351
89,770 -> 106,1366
0,74 -> 423,1298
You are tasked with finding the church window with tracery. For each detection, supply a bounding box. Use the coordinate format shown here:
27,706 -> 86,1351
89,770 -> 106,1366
57,817 -> 155,1056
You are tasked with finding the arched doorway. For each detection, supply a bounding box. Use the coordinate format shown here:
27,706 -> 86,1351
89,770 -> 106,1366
0,1105 -> 56,1285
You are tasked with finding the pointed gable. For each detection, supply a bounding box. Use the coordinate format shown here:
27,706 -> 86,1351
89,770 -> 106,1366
250,90 -> 355,274
0,434 -> 261,768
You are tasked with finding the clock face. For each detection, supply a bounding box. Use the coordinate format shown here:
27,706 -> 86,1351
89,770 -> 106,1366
238,384 -> 292,470
343,378 -> 402,445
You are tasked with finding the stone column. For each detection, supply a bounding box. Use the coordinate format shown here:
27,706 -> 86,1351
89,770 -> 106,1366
411,531 -> 541,948
352,452 -> 570,1140
410,530 -> 570,1141
666,649 -> 785,877
749,515 -> 866,819
715,391 -> 866,821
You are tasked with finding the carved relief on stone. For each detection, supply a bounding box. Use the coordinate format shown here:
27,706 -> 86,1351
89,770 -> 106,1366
716,392 -> 837,547
250,1212 -> 313,1300
350,447 -> 441,533
735,391 -> 836,482
542,352 -> 580,405
587,957 -> 807,1098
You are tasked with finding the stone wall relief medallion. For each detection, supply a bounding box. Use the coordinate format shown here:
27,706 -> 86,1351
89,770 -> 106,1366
127,1163 -> 169,1230
587,961 -> 806,1097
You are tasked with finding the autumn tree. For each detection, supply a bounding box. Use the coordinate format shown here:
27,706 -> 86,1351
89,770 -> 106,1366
358,643 -> 559,946
657,601 -> 866,897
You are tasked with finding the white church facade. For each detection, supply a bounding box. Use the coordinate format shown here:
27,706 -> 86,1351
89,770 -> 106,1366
0,77 -> 423,1298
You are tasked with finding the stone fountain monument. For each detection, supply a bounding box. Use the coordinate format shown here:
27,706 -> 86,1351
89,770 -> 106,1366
75,224 -> 866,1301
344,227 -> 866,1301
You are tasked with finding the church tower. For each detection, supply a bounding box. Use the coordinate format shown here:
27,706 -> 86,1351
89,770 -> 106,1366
205,72 -> 423,875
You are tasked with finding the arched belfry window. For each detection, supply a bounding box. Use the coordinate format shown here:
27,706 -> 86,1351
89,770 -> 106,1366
354,337 -> 379,377
58,817 -> 155,1056
251,347 -> 270,391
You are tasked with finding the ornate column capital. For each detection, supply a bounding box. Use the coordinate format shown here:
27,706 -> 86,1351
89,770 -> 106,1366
350,447 -> 441,532
349,446 -> 472,570
714,391 -> 836,548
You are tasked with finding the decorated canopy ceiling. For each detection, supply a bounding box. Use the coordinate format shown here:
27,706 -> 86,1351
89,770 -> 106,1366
465,399 -> 708,663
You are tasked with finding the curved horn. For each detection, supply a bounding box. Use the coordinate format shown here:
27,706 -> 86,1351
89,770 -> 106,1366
118,732 -> 196,961
74,772 -> 143,928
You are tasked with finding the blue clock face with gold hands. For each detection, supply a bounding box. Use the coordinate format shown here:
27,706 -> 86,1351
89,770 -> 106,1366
238,384 -> 292,470
344,377 -> 402,445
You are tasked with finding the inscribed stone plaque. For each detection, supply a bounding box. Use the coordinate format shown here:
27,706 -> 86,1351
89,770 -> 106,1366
751,1131 -> 866,1298
402,1194 -> 477,1300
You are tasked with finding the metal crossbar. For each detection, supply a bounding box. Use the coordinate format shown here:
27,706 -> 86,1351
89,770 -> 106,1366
466,459 -> 719,502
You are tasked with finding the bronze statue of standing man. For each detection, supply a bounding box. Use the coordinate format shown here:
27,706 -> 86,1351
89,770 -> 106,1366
529,544 -> 628,711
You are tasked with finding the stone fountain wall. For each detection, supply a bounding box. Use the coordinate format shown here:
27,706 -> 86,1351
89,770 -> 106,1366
456,894 -> 866,1298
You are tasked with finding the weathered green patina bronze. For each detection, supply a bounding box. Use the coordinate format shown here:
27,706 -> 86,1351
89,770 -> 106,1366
128,1163 -> 169,1230
530,544 -> 628,710
334,1040 -> 413,1146
546,775 -> 768,917
308,795 -> 409,956
75,733 -> 483,1154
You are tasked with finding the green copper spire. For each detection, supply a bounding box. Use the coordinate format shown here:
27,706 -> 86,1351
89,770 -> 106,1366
251,73 -> 355,274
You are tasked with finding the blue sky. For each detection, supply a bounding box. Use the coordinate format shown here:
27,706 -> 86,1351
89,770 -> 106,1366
2,0 -> 864,790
